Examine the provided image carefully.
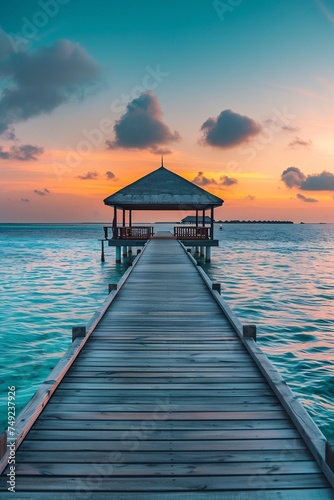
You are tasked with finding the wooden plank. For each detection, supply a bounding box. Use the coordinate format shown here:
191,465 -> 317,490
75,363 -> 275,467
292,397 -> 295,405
31,418 -> 295,431
25,428 -> 300,441
17,448 -> 313,464
13,461 -> 322,476
19,438 -> 308,452
0,474 -> 329,491
37,410 -> 288,421
1,490 -> 333,500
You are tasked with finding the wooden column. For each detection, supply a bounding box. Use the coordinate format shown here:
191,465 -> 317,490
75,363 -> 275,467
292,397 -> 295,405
129,210 -> 132,227
113,206 -> 118,239
202,209 -> 205,227
195,210 -> 198,227
122,209 -> 126,227
210,205 -> 214,240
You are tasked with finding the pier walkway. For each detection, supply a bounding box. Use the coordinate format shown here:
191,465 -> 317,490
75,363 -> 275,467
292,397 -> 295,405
1,234 -> 334,498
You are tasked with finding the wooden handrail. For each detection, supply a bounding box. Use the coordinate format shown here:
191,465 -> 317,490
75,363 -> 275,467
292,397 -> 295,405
174,226 -> 210,239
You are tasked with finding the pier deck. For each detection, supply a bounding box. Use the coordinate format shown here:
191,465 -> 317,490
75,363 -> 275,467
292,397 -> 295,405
1,234 -> 334,498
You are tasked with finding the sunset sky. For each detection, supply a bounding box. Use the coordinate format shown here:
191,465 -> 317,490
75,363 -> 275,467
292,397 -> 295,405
1,0 -> 334,222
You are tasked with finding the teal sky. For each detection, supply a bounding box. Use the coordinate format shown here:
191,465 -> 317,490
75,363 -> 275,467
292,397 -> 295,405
1,0 -> 334,222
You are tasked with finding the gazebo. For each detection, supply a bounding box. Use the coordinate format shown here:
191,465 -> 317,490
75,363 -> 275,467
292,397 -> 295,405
103,163 -> 224,262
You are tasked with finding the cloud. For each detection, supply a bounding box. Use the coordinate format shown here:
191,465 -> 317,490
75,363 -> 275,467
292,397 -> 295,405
0,144 -> 44,160
297,194 -> 318,203
0,147 -> 10,159
106,92 -> 180,150
281,167 -> 306,188
34,188 -> 50,196
245,195 -> 255,201
150,146 -> 172,155
288,137 -> 312,148
200,109 -> 261,149
192,172 -> 238,187
282,124 -> 299,132
192,172 -> 217,187
0,32 -> 100,135
300,170 -> 334,191
281,167 -> 334,191
20,198 -> 30,202
106,171 -> 116,180
220,175 -> 238,186
264,119 -> 299,133
77,171 -> 99,180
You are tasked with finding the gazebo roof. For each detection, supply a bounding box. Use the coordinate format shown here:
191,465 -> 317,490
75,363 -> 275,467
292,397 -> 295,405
103,166 -> 224,210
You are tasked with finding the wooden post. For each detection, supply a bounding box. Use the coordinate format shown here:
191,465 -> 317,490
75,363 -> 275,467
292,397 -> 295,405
72,326 -> 86,342
195,210 -> 198,228
202,209 -> 205,227
326,441 -> 334,472
129,210 -> 132,228
122,246 -> 128,257
101,239 -> 105,262
205,246 -> 211,262
113,206 -> 118,239
211,205 -> 214,240
103,226 -> 108,239
243,325 -> 257,341
0,431 -> 7,460
137,249 -> 141,254
200,247 -> 205,257
187,248 -> 192,253
116,246 -> 121,263
108,284 -> 117,293
212,283 -> 221,294
122,209 -> 126,227
195,246 -> 200,254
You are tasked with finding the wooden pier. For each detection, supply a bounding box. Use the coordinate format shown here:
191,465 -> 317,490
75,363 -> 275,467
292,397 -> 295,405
1,233 -> 334,498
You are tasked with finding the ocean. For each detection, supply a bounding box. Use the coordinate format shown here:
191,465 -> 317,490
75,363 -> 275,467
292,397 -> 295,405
0,223 -> 333,440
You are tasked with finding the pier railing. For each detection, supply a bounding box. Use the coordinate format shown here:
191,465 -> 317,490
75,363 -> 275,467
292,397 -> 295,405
117,226 -> 154,239
103,226 -> 154,239
174,226 -> 210,239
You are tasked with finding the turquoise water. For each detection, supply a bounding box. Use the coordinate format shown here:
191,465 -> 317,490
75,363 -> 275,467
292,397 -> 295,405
0,223 -> 333,440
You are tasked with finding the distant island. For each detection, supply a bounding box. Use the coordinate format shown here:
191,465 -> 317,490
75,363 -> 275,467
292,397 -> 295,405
218,220 -> 294,224
177,216 -> 294,224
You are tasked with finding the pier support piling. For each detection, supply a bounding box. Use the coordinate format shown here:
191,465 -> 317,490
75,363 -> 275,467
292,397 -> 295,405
122,246 -> 128,258
212,283 -> 221,294
108,284 -> 117,293
100,239 -> 105,262
205,246 -> 211,262
116,247 -> 121,263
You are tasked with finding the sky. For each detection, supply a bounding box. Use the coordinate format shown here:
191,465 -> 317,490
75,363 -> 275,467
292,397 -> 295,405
1,0 -> 334,223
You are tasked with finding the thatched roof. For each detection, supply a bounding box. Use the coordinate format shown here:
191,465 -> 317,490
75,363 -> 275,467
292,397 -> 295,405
104,166 -> 224,210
